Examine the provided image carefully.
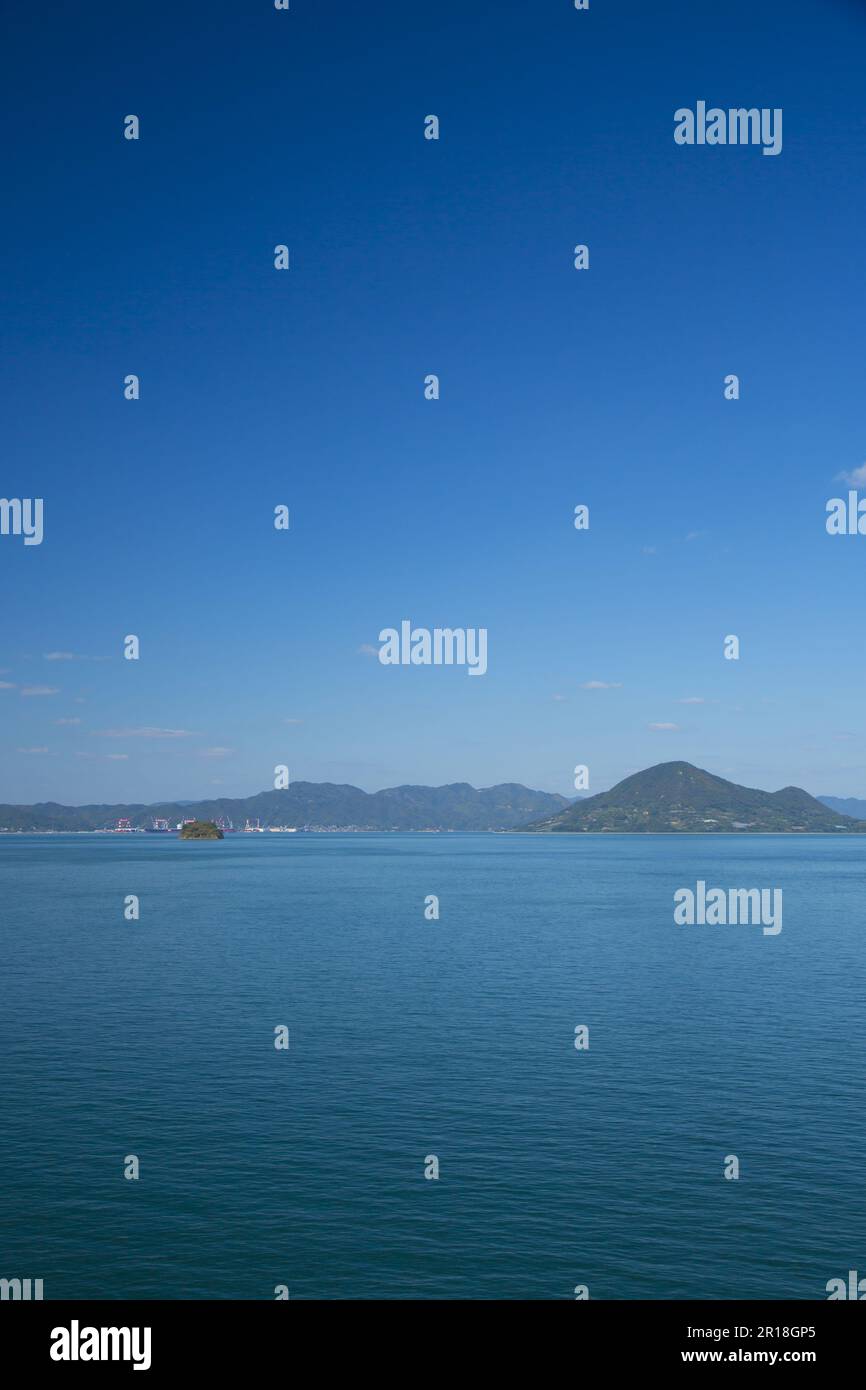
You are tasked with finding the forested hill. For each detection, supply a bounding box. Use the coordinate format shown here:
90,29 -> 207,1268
0,781 -> 570,832
525,762 -> 866,833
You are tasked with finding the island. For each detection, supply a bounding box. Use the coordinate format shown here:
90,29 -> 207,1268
179,820 -> 224,840
524,762 -> 866,834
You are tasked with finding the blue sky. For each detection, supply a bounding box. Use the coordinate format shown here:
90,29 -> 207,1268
3,0 -> 866,804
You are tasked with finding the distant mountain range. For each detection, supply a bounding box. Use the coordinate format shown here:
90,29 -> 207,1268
0,782 -> 570,833
526,762 -> 866,833
817,795 -> 866,820
2,764 -> 864,834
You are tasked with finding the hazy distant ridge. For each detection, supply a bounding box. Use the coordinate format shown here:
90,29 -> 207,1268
818,795 -> 866,820
0,782 -> 569,833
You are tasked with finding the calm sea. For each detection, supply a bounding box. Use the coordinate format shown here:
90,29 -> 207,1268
1,833 -> 863,1300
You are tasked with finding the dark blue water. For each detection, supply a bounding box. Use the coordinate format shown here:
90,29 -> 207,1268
1,833 -> 863,1300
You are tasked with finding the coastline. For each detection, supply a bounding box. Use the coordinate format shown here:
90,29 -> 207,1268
3,829 -> 866,838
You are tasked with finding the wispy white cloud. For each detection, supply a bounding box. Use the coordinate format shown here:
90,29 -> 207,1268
17,746 -> 50,754
837,462 -> 866,487
43,651 -> 109,662
677,697 -> 705,705
648,722 -> 680,731
580,680 -> 623,690
93,727 -> 196,739
358,644 -> 378,657
199,747 -> 234,759
20,685 -> 59,697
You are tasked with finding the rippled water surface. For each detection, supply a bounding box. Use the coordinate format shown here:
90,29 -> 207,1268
1,833 -> 863,1299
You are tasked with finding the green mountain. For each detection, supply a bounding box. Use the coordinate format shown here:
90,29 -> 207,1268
524,761 -> 866,833
0,782 -> 570,833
